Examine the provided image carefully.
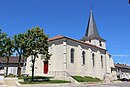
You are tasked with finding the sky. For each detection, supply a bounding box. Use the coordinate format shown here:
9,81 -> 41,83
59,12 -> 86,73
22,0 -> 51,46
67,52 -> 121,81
0,0 -> 130,65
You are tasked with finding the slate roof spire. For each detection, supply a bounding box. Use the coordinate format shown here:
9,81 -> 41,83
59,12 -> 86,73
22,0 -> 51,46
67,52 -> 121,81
85,9 -> 99,37
81,9 -> 105,42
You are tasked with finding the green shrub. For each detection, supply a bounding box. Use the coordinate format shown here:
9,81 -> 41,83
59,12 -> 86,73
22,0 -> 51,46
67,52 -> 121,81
21,76 -> 50,82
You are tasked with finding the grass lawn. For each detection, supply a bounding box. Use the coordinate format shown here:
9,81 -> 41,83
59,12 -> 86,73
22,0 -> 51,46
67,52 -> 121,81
19,76 -> 70,84
20,80 -> 71,84
72,76 -> 102,82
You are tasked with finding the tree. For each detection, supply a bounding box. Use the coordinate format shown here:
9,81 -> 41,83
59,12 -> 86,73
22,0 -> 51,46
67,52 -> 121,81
0,30 -> 14,76
14,33 -> 27,77
26,27 -> 50,81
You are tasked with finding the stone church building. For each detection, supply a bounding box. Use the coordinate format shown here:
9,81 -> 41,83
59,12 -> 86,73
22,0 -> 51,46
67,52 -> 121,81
25,10 -> 117,81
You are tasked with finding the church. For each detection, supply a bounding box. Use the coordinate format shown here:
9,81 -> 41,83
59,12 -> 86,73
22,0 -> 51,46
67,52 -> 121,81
25,10 -> 117,81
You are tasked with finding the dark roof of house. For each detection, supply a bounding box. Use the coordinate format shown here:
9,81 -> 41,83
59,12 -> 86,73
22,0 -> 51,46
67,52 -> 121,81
115,63 -> 130,69
80,10 -> 105,42
49,35 -> 106,51
0,56 -> 24,64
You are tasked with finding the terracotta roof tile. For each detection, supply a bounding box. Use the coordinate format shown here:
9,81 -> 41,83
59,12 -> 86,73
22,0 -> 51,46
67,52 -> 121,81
48,35 -> 65,41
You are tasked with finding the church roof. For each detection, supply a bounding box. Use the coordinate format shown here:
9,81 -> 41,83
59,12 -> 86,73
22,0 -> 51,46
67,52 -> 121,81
48,35 -> 64,41
49,35 -> 106,51
81,10 -> 105,42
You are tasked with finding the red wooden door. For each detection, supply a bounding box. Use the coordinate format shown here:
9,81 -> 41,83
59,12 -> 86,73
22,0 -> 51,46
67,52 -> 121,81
44,61 -> 48,74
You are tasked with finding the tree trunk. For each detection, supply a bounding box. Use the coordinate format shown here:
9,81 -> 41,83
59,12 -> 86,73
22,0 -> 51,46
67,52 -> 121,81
6,57 -> 9,76
31,56 -> 36,82
17,55 -> 21,77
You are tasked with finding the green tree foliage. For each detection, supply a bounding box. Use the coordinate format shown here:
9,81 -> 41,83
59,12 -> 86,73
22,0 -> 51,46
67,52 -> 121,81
0,29 -> 14,76
14,33 -> 29,77
26,27 -> 50,81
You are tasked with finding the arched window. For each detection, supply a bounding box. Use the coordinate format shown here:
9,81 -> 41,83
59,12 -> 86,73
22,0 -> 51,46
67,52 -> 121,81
70,48 -> 74,63
82,51 -> 85,65
92,53 -> 95,67
101,55 -> 103,68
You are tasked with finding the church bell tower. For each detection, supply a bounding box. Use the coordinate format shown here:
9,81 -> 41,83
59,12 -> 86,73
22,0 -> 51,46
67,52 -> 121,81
80,10 -> 106,49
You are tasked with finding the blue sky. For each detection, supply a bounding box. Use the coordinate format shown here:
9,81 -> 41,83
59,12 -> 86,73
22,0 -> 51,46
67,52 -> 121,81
0,0 -> 130,65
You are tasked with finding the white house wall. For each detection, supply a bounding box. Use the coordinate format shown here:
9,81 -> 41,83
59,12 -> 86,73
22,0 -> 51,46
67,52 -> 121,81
66,44 -> 80,75
25,54 -> 44,76
105,53 -> 112,74
35,54 -> 44,76
49,44 -> 64,72
25,56 -> 32,76
4,66 -> 24,76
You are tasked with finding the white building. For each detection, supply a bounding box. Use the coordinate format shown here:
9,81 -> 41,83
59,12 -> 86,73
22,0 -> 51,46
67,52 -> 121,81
0,56 -> 25,76
25,10 -> 117,81
115,63 -> 130,80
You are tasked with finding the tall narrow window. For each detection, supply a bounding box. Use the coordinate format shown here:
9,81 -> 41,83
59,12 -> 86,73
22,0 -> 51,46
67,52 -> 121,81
70,48 -> 74,63
92,53 -> 95,67
101,55 -> 103,68
82,51 -> 85,65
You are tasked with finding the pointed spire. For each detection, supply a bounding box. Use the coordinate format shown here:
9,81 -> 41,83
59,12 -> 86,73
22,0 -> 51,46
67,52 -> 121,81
80,9 -> 105,42
86,9 -> 100,37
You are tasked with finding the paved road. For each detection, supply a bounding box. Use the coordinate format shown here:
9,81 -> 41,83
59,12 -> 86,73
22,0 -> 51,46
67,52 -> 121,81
84,82 -> 130,87
16,82 -> 130,87
0,82 -> 130,87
